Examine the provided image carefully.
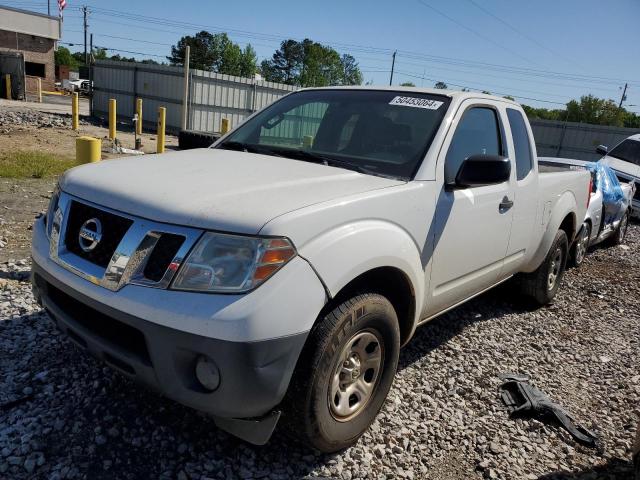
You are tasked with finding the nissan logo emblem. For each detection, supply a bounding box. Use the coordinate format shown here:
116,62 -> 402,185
78,218 -> 102,253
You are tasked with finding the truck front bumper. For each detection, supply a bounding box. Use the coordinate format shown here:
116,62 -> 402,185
31,217 -> 327,444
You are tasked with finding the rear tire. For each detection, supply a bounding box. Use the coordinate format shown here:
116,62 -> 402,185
282,293 -> 400,453
604,210 -> 629,246
520,230 -> 568,305
569,222 -> 590,267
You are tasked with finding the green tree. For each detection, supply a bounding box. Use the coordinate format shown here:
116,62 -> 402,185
434,81 -> 447,89
503,95 -> 515,101
481,90 -> 491,95
54,46 -> 78,70
261,39 -> 362,87
565,95 -> 623,126
93,48 -> 108,60
400,81 -> 416,87
340,54 -> 363,85
168,31 -> 252,76
168,31 -> 218,69
239,45 -> 258,78
260,39 -> 304,84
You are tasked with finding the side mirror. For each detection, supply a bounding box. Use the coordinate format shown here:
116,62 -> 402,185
454,154 -> 511,188
596,144 -> 608,155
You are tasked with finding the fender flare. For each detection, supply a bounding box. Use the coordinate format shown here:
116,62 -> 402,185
523,192 -> 577,273
298,220 -> 425,331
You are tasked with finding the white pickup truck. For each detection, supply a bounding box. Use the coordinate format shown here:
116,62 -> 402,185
31,87 -> 589,452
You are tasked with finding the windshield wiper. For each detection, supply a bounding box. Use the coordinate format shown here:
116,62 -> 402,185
219,143 -> 401,180
218,141 -> 286,158
265,148 -> 378,175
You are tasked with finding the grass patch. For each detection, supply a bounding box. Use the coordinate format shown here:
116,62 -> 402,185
0,150 -> 80,178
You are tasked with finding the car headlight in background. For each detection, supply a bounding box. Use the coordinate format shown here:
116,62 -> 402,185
171,232 -> 296,293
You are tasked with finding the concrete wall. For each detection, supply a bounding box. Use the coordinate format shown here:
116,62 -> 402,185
0,29 -> 56,91
531,119 -> 640,161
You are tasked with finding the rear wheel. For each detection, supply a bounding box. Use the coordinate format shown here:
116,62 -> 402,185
570,222 -> 591,267
520,230 -> 568,305
605,210 -> 629,246
282,293 -> 400,453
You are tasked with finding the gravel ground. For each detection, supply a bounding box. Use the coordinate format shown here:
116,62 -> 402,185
0,224 -> 638,479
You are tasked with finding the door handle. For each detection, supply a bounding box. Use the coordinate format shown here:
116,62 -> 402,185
499,196 -> 514,213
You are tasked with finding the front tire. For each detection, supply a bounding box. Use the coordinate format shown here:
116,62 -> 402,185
520,230 -> 568,305
283,293 -> 400,453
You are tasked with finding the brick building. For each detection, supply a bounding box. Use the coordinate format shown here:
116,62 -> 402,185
0,6 -> 61,93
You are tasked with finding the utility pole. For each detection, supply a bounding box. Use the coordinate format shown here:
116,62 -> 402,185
181,45 -> 190,131
47,0 -> 50,16
83,6 -> 89,66
89,33 -> 94,116
389,50 -> 397,86
618,83 -> 628,109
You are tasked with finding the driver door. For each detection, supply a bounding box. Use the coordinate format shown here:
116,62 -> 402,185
427,102 -> 515,315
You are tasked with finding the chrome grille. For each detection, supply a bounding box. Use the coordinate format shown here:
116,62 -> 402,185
65,200 -> 133,267
48,192 -> 201,291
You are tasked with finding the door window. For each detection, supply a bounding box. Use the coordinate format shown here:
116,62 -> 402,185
445,107 -> 502,184
506,108 -> 533,180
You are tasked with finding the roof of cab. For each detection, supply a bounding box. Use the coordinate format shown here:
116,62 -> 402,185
298,85 -> 522,106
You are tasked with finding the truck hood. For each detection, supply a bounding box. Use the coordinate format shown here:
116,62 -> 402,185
60,148 -> 404,233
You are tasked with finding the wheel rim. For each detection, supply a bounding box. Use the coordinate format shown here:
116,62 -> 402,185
329,329 -> 384,422
547,247 -> 563,291
575,224 -> 590,264
619,215 -> 628,242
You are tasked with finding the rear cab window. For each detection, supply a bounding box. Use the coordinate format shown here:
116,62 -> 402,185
506,108 -> 534,180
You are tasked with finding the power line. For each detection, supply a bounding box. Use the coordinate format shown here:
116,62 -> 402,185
396,70 -> 566,105
414,0 -> 543,68
464,0 -> 582,68
61,3 -> 640,86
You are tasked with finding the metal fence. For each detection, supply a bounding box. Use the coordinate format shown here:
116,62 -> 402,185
92,60 -> 296,134
530,119 -> 639,161
92,60 -> 640,157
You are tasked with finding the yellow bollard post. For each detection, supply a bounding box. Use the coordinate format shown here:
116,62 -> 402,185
302,135 -> 314,148
221,118 -> 230,135
4,74 -> 11,100
136,98 -> 143,136
37,78 -> 42,103
157,107 -> 166,154
108,98 -> 117,140
76,137 -> 101,164
72,92 -> 79,130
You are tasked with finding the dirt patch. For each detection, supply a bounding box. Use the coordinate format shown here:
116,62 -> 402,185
0,119 -> 178,160
0,178 -> 54,262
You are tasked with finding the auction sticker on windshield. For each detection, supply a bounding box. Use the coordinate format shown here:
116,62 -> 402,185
389,96 -> 444,109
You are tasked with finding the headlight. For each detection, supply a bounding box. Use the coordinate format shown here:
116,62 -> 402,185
45,185 -> 61,239
171,232 -> 296,293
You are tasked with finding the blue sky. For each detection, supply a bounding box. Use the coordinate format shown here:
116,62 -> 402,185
7,0 -> 640,111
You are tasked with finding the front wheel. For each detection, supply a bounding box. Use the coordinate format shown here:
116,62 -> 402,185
570,222 -> 591,267
282,293 -> 400,453
520,230 -> 568,305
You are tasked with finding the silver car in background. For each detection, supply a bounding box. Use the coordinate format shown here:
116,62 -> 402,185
597,134 -> 640,219
539,157 -> 635,266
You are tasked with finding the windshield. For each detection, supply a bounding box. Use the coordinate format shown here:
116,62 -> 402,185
216,89 -> 450,180
608,139 -> 640,166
